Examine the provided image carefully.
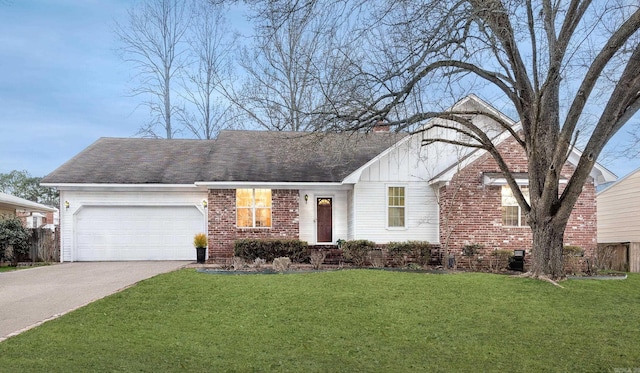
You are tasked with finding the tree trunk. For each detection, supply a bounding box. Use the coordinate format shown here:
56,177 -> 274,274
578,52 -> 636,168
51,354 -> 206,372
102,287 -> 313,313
529,220 -> 566,280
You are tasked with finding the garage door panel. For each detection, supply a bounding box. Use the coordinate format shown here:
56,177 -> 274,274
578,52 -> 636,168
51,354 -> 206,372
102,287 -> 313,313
75,206 -> 204,261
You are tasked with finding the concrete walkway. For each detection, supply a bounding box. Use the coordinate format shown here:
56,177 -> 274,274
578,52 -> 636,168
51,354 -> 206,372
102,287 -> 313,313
0,261 -> 188,341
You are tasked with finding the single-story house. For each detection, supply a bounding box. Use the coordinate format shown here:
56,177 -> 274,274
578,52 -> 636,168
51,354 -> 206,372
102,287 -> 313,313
597,167 -> 640,272
0,192 -> 57,221
41,95 -> 615,262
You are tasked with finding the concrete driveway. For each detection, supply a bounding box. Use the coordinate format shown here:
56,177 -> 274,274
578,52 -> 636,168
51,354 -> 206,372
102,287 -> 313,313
0,261 -> 188,341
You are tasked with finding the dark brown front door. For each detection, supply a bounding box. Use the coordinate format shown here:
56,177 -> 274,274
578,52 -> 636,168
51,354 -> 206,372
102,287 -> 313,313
317,198 -> 332,243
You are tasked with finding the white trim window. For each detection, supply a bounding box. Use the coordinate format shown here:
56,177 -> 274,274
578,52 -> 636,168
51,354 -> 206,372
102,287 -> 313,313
236,189 -> 272,228
387,186 -> 406,228
501,185 -> 529,227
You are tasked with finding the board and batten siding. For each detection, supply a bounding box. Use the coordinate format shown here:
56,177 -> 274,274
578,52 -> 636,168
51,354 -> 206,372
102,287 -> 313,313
298,189 -> 348,245
59,189 -> 208,262
597,168 -> 640,243
351,135 -> 440,243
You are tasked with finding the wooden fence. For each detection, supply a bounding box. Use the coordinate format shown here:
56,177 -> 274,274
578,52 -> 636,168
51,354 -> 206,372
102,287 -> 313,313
630,242 -> 640,273
26,228 -> 60,262
596,243 -> 630,272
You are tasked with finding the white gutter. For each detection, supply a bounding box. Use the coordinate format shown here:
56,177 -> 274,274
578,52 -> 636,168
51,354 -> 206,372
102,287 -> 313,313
41,183 -> 201,188
40,183 -> 206,192
195,181 -> 350,190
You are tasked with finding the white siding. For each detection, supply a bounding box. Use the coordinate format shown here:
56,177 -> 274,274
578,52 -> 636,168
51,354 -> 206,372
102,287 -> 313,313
598,169 -> 640,243
299,189 -> 348,245
347,190 -> 355,240
59,189 -> 207,262
350,104 -> 505,244
352,181 -> 438,243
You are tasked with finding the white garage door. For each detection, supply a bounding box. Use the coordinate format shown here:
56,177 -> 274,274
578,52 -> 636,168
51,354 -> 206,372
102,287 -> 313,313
75,206 -> 204,261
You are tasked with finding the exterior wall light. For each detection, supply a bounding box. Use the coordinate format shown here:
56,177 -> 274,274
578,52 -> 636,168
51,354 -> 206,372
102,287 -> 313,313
64,201 -> 70,209
304,194 -> 309,204
202,199 -> 208,208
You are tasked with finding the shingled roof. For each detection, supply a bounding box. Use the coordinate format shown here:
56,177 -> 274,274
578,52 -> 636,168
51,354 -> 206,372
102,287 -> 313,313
41,138 -> 215,184
42,130 -> 406,185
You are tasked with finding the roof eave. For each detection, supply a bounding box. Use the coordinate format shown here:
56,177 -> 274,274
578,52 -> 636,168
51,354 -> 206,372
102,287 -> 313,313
41,183 -> 207,192
195,181 -> 350,190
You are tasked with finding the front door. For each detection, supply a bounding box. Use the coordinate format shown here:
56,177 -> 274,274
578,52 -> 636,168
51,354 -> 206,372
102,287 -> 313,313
317,198 -> 332,243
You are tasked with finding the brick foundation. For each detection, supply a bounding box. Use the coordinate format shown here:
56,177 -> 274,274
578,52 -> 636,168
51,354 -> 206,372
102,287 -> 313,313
438,136 -> 597,269
207,189 -> 300,262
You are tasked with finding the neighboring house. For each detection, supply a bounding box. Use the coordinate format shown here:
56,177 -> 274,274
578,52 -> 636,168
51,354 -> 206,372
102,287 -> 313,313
597,167 -> 640,272
0,192 -> 57,222
41,95 -> 615,263
16,209 -> 59,229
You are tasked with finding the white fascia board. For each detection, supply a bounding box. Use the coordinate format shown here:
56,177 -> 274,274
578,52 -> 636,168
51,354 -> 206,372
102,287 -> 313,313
0,192 -> 57,212
462,94 -> 517,127
195,181 -> 351,190
428,124 -> 521,186
40,183 -> 206,192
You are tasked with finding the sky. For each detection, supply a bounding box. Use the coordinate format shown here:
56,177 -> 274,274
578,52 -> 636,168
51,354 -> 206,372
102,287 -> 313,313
1,1 -> 639,181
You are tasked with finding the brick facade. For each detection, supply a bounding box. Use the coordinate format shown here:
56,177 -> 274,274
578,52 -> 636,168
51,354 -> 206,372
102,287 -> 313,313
439,136 -> 597,268
207,189 -> 300,262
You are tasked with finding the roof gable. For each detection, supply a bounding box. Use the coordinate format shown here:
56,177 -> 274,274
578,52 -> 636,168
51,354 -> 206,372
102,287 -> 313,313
421,96 -> 615,186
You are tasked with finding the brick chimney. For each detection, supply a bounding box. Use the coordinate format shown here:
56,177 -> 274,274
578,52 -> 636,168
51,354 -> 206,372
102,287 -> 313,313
373,124 -> 390,132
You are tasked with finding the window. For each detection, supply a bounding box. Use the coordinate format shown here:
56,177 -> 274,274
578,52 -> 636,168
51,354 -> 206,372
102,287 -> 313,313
388,186 -> 406,228
501,185 -> 529,226
236,189 -> 272,228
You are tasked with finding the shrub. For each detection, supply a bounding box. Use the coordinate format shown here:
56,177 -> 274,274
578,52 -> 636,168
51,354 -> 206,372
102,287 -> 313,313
563,245 -> 584,275
234,239 -> 309,263
253,258 -> 266,269
411,242 -> 432,266
462,243 -> 483,257
368,249 -> 386,268
273,257 -> 291,272
369,241 -> 432,268
309,250 -> 326,270
193,233 -> 207,248
462,243 -> 484,271
387,242 -> 413,267
0,217 -> 31,266
341,240 -> 375,266
563,245 -> 584,257
232,256 -> 245,271
491,249 -> 513,272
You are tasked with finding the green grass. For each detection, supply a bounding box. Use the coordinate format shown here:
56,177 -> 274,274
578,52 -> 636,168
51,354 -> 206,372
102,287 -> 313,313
0,270 -> 639,372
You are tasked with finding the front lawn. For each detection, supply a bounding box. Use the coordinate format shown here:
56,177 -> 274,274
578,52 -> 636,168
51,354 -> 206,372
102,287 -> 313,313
0,270 -> 638,372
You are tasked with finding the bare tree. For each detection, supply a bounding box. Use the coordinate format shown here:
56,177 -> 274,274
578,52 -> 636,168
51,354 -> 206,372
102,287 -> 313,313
224,1 -> 357,131
115,0 -> 191,139
265,0 -> 640,280
179,1 -> 234,139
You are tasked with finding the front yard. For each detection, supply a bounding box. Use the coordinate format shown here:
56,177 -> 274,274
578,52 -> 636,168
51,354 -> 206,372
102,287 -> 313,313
0,269 -> 638,372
